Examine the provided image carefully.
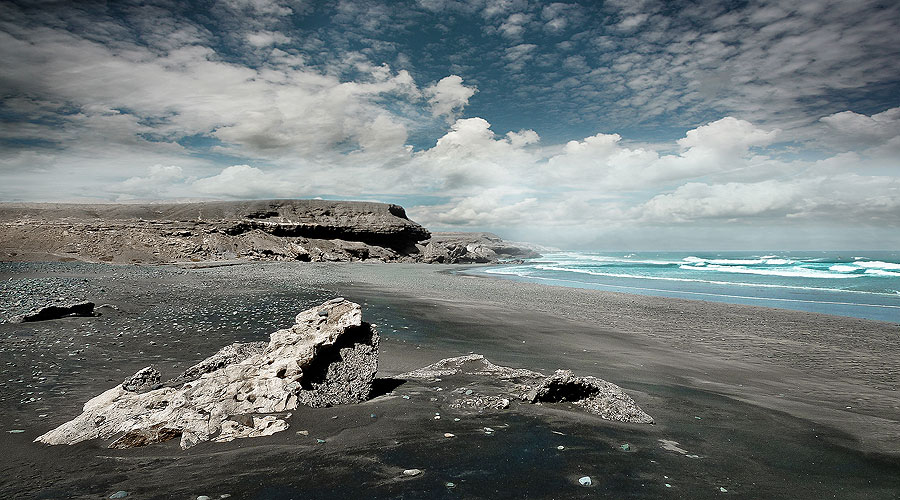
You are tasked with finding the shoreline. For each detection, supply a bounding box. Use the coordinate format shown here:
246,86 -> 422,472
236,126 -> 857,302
2,261 -> 899,498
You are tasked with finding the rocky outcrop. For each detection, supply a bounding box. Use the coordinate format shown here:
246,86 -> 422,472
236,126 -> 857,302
417,232 -> 544,263
35,298 -> 379,449
0,200 -> 430,263
401,354 -> 652,424
525,370 -> 654,423
12,301 -> 96,323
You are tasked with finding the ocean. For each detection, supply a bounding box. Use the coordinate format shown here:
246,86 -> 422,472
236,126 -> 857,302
470,251 -> 900,323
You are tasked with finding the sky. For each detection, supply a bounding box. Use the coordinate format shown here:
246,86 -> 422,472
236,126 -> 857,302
1,0 -> 899,250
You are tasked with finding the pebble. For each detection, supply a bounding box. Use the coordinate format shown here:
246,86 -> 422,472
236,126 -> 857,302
665,483 -> 672,488
402,469 -> 423,477
720,487 -> 728,493
109,492 -> 129,499
7,429 -> 25,433
444,432 -> 455,438
445,482 -> 456,488
197,496 -> 211,500
579,476 -> 592,486
483,427 -> 494,433
620,443 -> 630,451
465,389 -> 473,395
316,438 -> 325,443
296,430 -> 309,436
402,395 -> 410,399
557,445 -> 565,450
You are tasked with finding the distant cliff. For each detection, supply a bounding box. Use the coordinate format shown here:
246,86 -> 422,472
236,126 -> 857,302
0,200 -> 431,263
0,200 -> 542,265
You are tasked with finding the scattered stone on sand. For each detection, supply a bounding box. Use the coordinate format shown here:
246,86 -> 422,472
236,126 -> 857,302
557,445 -> 565,450
579,476 -> 592,486
109,491 -> 129,499
720,486 -> 728,493
13,301 -> 95,323
35,299 -> 378,449
659,439 -> 690,455
525,370 -> 654,424
444,432 -> 455,438
402,469 -> 423,477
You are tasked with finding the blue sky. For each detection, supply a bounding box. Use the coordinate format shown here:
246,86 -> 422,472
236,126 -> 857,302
1,0 -> 899,249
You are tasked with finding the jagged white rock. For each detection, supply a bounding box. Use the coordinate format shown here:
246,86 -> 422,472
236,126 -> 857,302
35,298 -> 378,449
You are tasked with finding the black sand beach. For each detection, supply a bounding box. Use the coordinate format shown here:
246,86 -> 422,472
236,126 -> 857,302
1,261 -> 899,499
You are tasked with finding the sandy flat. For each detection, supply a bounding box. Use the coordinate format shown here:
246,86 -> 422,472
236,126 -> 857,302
1,261 -> 898,499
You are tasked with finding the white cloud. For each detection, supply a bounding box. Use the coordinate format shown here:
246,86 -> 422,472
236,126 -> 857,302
245,31 -> 291,47
423,75 -> 477,117
192,165 -> 297,198
820,107 -> 900,148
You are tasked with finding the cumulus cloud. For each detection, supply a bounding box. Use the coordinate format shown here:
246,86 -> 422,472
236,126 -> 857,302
245,31 -> 291,47
192,165 -> 297,198
820,107 -> 900,149
423,75 -> 477,118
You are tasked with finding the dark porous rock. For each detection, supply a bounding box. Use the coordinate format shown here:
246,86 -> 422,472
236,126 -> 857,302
294,321 -> 379,408
13,301 -> 96,323
122,366 -> 161,393
526,370 -> 654,424
35,299 -> 379,449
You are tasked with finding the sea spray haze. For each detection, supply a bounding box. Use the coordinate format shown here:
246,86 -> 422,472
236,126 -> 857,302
476,251 -> 900,322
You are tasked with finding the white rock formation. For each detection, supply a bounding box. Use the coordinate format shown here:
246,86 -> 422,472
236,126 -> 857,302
35,298 -> 378,449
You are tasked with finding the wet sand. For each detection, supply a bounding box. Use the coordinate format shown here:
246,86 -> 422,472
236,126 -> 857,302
1,261 -> 899,499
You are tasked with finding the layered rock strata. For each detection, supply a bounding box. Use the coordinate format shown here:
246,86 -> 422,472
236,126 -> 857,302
0,200 -> 430,263
35,298 -> 379,449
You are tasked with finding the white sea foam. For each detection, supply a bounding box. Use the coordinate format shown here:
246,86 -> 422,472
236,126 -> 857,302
528,264 -> 875,293
829,264 -> 859,273
854,260 -> 900,270
476,273 -> 900,310
864,269 -> 900,277
678,264 -> 857,279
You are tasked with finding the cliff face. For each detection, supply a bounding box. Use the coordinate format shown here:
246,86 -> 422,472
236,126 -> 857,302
0,200 -> 431,263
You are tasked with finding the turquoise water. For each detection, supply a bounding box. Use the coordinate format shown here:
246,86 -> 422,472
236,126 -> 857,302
471,251 -> 900,322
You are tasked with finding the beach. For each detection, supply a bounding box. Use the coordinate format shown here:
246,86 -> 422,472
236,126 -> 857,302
1,261 -> 899,499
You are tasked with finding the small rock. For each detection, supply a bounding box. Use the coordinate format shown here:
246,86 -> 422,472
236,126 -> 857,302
197,496 -> 211,500
444,433 -> 455,438
483,427 -> 494,433
7,429 -> 25,433
370,413 -> 377,418
465,389 -> 473,395
316,438 -> 325,443
665,483 -> 672,488
109,492 -> 129,499
557,445 -> 565,450
579,476 -> 592,487
445,482 -> 456,488
402,395 -> 410,399
434,415 -> 441,420
296,430 -> 309,436
620,443 -> 630,451
402,468 -> 423,477
720,487 -> 728,493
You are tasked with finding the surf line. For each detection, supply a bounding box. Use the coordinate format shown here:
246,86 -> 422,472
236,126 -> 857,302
508,275 -> 900,310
